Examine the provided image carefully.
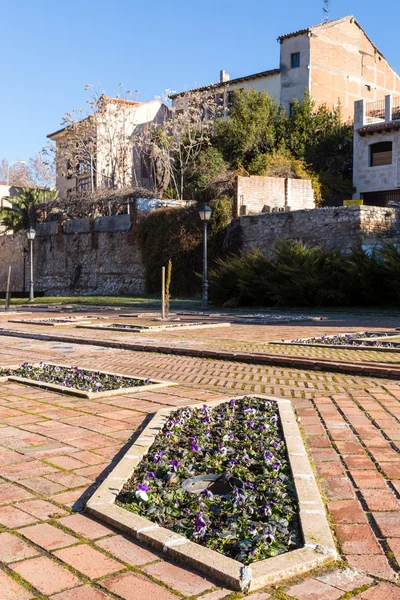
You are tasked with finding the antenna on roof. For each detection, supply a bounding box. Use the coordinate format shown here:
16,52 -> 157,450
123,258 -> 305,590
322,0 -> 329,22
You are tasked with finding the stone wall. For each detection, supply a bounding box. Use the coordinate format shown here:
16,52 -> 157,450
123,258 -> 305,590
0,214 -> 145,295
240,206 -> 400,257
234,176 -> 315,216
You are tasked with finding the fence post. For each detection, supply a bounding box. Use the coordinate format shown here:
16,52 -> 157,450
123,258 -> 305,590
5,266 -> 11,311
161,266 -> 166,320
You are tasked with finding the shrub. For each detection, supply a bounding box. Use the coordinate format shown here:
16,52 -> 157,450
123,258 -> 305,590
209,240 -> 400,308
137,198 -> 234,296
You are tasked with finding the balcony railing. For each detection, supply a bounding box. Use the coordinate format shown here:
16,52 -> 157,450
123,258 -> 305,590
392,97 -> 400,121
365,99 -> 385,123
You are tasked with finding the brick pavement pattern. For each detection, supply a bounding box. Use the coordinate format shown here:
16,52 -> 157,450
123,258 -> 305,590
0,309 -> 400,599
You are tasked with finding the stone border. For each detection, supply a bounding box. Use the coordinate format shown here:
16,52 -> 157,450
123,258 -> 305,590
87,394 -> 337,592
77,322 -> 231,333
1,362 -> 175,399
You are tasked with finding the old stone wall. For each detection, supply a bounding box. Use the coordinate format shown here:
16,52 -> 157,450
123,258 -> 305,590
240,206 -> 400,257
234,176 -> 315,216
0,215 -> 145,295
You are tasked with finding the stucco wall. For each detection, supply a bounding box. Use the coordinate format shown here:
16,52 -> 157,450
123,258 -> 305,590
353,129 -> 400,196
280,33 -> 310,113
0,215 -> 145,295
240,206 -> 400,258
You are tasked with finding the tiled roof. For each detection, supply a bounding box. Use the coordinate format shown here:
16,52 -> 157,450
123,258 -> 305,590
277,15 -> 353,41
357,121 -> 400,134
169,69 -> 280,99
47,97 -> 162,139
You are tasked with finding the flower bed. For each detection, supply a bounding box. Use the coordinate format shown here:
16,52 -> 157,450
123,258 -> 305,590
78,321 -> 230,332
291,331 -> 400,348
8,362 -> 150,392
0,362 -> 175,398
9,317 -> 91,326
118,396 -> 301,564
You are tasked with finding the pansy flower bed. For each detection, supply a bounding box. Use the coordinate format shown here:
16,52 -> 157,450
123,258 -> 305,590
118,396 -> 301,564
290,331 -> 400,348
9,363 -> 150,391
0,362 -> 174,398
9,317 -> 91,326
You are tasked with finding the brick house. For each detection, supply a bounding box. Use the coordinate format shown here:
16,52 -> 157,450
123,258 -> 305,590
171,16 -> 400,123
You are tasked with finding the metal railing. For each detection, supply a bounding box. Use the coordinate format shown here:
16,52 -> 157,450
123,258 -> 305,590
365,99 -> 385,123
392,97 -> 400,121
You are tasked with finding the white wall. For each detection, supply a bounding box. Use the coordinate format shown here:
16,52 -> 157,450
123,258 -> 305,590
279,33 -> 310,113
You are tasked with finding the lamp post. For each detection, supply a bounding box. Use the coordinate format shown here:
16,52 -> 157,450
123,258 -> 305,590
22,247 -> 29,292
6,160 -> 26,187
26,228 -> 36,302
198,204 -> 212,309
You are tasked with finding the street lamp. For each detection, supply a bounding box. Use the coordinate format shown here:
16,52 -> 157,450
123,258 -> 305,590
6,160 -> 26,187
26,228 -> 36,302
198,204 -> 212,309
22,247 -> 29,292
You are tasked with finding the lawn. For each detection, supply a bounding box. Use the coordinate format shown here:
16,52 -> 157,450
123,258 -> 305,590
0,294 -> 200,310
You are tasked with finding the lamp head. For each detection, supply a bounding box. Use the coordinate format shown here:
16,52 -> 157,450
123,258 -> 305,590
198,204 -> 212,221
26,228 -> 36,241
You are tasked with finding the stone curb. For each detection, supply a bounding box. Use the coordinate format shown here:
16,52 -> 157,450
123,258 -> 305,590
1,328 -> 399,380
86,394 -> 337,592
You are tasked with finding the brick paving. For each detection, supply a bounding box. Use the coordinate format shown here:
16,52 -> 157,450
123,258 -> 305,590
0,310 -> 400,598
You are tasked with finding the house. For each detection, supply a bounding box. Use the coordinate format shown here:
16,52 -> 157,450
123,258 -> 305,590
171,16 -> 400,123
353,94 -> 400,206
47,97 -> 168,200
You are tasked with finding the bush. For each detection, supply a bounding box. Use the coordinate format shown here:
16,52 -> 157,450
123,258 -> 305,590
209,240 -> 400,307
137,197 -> 234,296
247,150 -> 322,206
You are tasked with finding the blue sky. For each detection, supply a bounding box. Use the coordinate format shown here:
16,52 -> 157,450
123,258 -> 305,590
1,0 -> 398,161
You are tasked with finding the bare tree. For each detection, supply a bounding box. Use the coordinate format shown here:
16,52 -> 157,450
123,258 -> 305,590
50,84 -> 140,193
28,152 -> 56,188
136,89 -> 223,199
0,159 -> 31,186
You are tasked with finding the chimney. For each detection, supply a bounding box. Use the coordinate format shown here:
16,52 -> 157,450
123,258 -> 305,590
220,70 -> 230,83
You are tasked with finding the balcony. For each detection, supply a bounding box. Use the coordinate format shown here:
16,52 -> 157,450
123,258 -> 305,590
392,97 -> 400,121
365,100 -> 385,124
356,95 -> 400,129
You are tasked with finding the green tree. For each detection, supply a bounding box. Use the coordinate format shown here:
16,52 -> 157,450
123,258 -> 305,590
183,147 -> 228,200
213,89 -> 280,166
0,187 -> 57,233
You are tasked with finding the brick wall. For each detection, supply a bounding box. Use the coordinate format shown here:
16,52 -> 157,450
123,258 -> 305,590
240,206 -> 400,258
309,18 -> 400,123
234,176 -> 315,216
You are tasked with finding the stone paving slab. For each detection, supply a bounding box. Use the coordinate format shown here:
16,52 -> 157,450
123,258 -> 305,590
0,321 -> 399,598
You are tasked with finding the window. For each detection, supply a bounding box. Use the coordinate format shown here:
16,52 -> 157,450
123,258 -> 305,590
77,160 -> 91,176
370,141 -> 393,167
77,176 -> 91,193
215,92 -> 224,106
291,52 -> 300,68
289,103 -> 295,117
